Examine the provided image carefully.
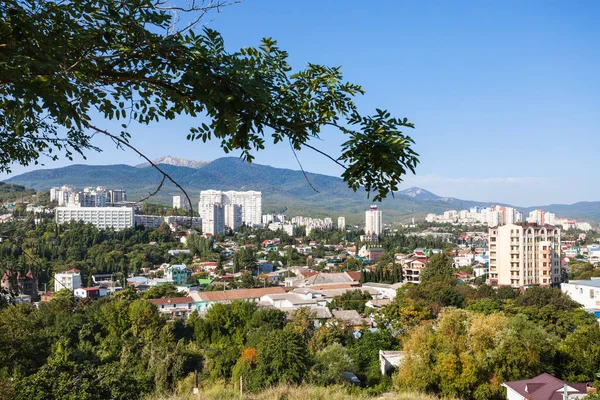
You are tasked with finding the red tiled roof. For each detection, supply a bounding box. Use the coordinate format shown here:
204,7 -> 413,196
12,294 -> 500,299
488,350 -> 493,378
307,283 -> 359,290
66,268 -> 80,273
346,271 -> 361,281
503,373 -> 588,400
148,296 -> 193,305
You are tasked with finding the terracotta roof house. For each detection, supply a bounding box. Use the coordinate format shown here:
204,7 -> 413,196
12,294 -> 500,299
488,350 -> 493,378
502,373 -> 591,400
194,287 -> 286,311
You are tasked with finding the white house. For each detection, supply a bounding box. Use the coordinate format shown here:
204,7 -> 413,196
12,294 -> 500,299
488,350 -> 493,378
148,296 -> 194,319
473,266 -> 489,278
54,268 -> 82,292
502,373 -> 589,400
561,279 -> 600,309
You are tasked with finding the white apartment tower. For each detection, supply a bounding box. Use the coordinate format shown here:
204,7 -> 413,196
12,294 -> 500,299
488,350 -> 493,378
202,203 -> 225,235
338,216 -> 346,231
225,204 -> 243,231
365,205 -> 383,235
488,223 -> 561,289
173,195 -> 191,212
198,190 -> 262,230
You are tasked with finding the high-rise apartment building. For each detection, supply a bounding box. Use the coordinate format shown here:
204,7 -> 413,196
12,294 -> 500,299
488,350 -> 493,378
338,216 -> 346,231
73,188 -> 106,207
365,205 -> 383,235
225,204 -> 243,231
224,190 -> 262,226
50,185 -> 75,206
50,185 -> 126,207
172,195 -> 191,212
488,223 -> 561,289
198,190 -> 262,230
108,189 -> 127,204
202,203 -> 225,235
527,209 -> 556,225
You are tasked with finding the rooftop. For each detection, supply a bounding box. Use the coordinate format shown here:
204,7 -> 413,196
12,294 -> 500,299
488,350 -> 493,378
148,296 -> 194,305
564,279 -> 600,288
502,373 -> 588,400
198,287 -> 286,302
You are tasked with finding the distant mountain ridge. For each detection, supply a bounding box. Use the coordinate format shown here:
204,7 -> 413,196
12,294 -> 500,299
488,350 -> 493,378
134,156 -> 210,169
5,158 -> 600,223
398,187 -> 443,201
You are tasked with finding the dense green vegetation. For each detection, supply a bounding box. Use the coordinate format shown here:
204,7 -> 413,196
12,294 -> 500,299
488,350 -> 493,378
0,182 -> 36,204
0,294 -> 399,399
0,215 -> 599,399
0,219 -> 184,288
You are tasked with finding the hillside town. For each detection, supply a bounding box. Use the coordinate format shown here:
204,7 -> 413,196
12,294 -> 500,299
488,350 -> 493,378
3,184 -> 600,398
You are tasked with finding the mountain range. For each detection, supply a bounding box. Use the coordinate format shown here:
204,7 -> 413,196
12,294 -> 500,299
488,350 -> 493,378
4,157 -> 600,223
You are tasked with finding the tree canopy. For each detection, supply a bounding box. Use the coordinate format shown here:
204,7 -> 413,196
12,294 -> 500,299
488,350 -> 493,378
1,0 -> 418,201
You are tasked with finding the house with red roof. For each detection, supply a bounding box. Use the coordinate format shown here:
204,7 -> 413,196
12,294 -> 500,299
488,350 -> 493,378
502,373 -> 591,400
401,255 -> 429,284
74,287 -> 106,299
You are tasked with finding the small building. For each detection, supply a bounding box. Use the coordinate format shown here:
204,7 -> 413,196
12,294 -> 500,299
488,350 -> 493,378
165,264 -> 192,285
1,269 -> 39,301
379,350 -> 403,375
148,296 -> 194,319
332,309 -> 372,330
192,287 -> 286,311
74,287 -> 106,299
168,249 -> 191,257
561,279 -> 600,309
54,268 -> 82,292
502,373 -> 590,400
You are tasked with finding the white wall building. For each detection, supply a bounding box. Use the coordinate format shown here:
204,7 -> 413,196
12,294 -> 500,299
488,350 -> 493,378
56,207 -> 135,230
561,280 -> 600,309
338,216 -> 346,231
224,204 -> 243,231
365,205 -> 383,235
54,269 -> 82,292
199,190 -> 262,229
202,203 -> 224,235
135,215 -> 165,229
172,195 -> 190,212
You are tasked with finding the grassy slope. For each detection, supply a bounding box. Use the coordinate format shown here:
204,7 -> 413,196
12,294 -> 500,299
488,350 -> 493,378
149,384 -> 454,400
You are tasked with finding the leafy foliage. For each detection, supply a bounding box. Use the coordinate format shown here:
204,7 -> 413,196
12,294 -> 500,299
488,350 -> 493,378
1,0 -> 418,201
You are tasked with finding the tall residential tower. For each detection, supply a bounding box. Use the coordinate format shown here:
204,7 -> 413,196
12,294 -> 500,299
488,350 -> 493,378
488,223 -> 561,289
365,205 -> 383,235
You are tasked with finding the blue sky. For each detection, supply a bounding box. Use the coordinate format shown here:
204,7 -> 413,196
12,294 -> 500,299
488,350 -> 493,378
3,0 -> 599,206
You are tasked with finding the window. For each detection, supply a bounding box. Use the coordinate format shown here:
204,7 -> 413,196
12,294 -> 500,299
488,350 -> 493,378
591,290 -> 595,299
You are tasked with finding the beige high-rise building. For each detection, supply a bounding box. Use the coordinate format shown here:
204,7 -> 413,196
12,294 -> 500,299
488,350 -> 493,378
488,223 -> 561,288
365,205 -> 383,236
